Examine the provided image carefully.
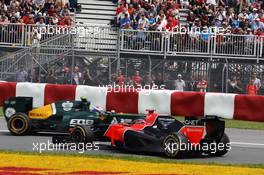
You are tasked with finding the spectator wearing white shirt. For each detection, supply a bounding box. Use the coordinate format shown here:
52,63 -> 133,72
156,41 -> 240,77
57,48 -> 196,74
252,73 -> 261,90
174,74 -> 186,91
156,14 -> 167,31
138,14 -> 149,29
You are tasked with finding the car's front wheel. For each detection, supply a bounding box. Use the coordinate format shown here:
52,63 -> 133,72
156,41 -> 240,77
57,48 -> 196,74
7,113 -> 31,135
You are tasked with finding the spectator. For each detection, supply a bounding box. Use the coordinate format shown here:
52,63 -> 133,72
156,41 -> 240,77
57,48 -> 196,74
187,75 -> 197,91
45,69 -> 57,84
148,13 -> 156,30
156,14 -> 167,31
63,67 -> 71,84
246,79 -> 257,95
116,70 -> 125,86
248,8 -> 259,23
82,69 -> 93,85
72,66 -> 82,85
120,13 -> 131,28
228,76 -> 243,93
148,4 -> 157,17
142,73 -> 153,88
31,30 -> 41,58
174,74 -> 185,91
196,76 -> 208,92
128,3 -> 135,16
117,7 -> 129,24
138,13 -> 149,29
16,65 -> 28,82
0,0 -> 71,26
252,72 -> 261,90
131,70 -> 142,87
154,73 -> 164,88
251,18 -> 264,31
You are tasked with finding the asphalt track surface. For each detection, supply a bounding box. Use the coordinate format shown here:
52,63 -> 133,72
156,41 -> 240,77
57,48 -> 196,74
0,117 -> 264,164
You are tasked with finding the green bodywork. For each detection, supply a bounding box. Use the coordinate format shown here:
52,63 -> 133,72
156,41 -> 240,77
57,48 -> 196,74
3,97 -> 145,139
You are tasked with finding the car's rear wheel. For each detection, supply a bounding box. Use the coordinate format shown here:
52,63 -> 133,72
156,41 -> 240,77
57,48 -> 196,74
70,125 -> 94,144
162,133 -> 188,158
209,133 -> 230,157
7,113 -> 31,136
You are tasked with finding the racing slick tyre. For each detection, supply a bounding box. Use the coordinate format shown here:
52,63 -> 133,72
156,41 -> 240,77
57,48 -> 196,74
162,133 -> 188,158
70,125 -> 94,144
209,133 -> 230,157
7,113 -> 31,136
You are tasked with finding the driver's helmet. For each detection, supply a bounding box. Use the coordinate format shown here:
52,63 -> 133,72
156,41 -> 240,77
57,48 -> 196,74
92,106 -> 104,113
80,96 -> 88,102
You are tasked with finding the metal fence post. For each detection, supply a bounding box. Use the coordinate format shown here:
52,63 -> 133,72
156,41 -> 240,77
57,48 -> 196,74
70,33 -> 75,85
108,57 -> 112,84
116,29 -> 121,73
225,59 -> 229,93
21,24 -> 25,47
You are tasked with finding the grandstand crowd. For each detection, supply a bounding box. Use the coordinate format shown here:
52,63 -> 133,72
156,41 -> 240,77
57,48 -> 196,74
116,0 -> 264,35
0,0 -> 72,26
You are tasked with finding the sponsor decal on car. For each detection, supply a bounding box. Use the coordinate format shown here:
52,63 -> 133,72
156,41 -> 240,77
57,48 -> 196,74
62,101 -> 73,111
29,105 -> 53,119
5,107 -> 16,118
70,119 -> 94,126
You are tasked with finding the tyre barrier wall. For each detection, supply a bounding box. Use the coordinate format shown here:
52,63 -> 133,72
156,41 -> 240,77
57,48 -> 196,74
0,82 -> 263,122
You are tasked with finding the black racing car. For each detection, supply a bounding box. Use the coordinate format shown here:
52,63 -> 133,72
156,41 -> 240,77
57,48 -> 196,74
103,111 -> 230,158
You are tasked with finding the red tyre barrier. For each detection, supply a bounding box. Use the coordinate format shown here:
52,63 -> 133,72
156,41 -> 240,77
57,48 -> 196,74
234,95 -> 264,122
44,84 -> 76,105
0,82 -> 16,106
171,91 -> 205,117
106,89 -> 139,113
0,82 -> 263,122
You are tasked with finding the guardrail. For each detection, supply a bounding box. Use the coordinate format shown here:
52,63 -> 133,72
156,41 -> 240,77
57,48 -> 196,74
0,24 -> 264,60
120,29 -> 264,60
120,30 -> 165,54
0,23 -> 71,47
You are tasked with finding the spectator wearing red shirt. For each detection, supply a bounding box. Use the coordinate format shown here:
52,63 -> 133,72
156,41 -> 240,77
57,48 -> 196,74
132,70 -> 142,87
196,77 -> 208,92
116,70 -> 125,86
247,79 -> 258,95
166,17 -> 175,32
22,11 -> 31,24
116,3 -> 125,15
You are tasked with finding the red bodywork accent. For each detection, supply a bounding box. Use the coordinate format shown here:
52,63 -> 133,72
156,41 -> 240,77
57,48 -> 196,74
104,112 -> 158,145
179,126 -> 205,144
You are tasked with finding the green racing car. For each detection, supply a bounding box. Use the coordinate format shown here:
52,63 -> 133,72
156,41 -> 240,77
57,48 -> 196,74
3,96 -> 144,143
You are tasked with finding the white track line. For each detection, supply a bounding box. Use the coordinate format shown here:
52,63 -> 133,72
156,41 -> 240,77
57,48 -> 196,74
0,130 -> 8,132
231,142 -> 264,147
